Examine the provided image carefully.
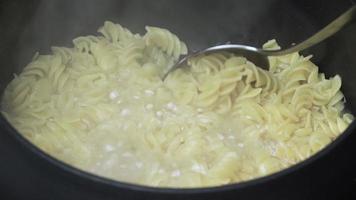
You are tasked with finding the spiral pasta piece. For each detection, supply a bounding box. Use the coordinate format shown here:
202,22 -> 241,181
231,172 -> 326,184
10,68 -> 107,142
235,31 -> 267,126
144,26 -> 187,60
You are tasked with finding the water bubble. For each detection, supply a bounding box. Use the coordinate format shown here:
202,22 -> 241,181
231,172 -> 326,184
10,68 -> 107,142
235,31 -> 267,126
104,144 -> 115,152
144,89 -> 155,96
156,111 -> 163,118
109,90 -> 119,99
166,102 -> 178,111
121,108 -> 130,116
237,143 -> 244,148
228,135 -> 235,140
217,133 -> 225,140
171,169 -> 181,177
135,162 -> 143,168
191,163 -> 206,174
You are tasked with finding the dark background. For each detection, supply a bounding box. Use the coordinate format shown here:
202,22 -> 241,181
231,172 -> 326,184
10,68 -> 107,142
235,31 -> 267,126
0,0 -> 355,199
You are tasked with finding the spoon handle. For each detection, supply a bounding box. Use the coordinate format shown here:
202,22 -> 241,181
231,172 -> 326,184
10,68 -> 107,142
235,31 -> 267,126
261,5 -> 356,56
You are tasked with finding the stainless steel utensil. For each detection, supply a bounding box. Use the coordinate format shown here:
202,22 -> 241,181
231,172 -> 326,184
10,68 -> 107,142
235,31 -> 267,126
164,5 -> 356,79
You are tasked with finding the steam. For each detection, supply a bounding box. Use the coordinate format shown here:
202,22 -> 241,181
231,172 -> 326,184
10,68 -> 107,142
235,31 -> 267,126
16,0 -> 319,70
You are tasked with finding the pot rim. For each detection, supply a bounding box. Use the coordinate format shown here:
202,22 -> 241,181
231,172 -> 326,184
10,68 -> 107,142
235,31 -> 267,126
1,114 -> 355,194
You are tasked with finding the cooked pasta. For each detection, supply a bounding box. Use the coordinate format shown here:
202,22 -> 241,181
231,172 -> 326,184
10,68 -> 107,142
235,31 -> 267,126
1,22 -> 353,187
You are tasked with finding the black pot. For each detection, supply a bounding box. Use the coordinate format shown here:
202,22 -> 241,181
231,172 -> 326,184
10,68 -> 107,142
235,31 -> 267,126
0,0 -> 355,199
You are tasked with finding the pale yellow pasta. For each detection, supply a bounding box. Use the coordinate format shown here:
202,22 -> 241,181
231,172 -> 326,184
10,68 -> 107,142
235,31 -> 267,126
1,21 -> 353,188
189,53 -> 230,75
144,26 -> 187,60
98,21 -> 139,44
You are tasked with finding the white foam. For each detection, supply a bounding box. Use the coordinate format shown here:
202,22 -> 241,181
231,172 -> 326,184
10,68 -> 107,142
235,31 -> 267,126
144,89 -> 155,96
191,163 -> 206,174
135,162 -> 143,168
121,108 -> 130,116
237,143 -> 244,148
104,144 -> 115,152
109,90 -> 119,99
156,111 -> 163,117
217,133 -> 225,140
199,117 -> 210,124
171,169 -> 181,177
166,102 -> 178,111
197,108 -> 203,113
228,135 -> 235,140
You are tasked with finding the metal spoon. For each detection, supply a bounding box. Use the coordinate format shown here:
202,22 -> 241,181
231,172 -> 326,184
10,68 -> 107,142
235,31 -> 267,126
164,5 -> 356,79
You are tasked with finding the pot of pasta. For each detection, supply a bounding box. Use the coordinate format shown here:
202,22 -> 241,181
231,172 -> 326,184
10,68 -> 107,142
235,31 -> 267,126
0,0 -> 355,199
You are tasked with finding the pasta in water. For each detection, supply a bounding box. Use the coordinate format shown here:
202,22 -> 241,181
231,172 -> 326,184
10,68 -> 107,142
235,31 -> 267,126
1,21 -> 354,187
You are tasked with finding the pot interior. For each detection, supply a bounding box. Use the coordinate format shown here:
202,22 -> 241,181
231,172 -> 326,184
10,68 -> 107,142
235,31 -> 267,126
0,0 -> 355,190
